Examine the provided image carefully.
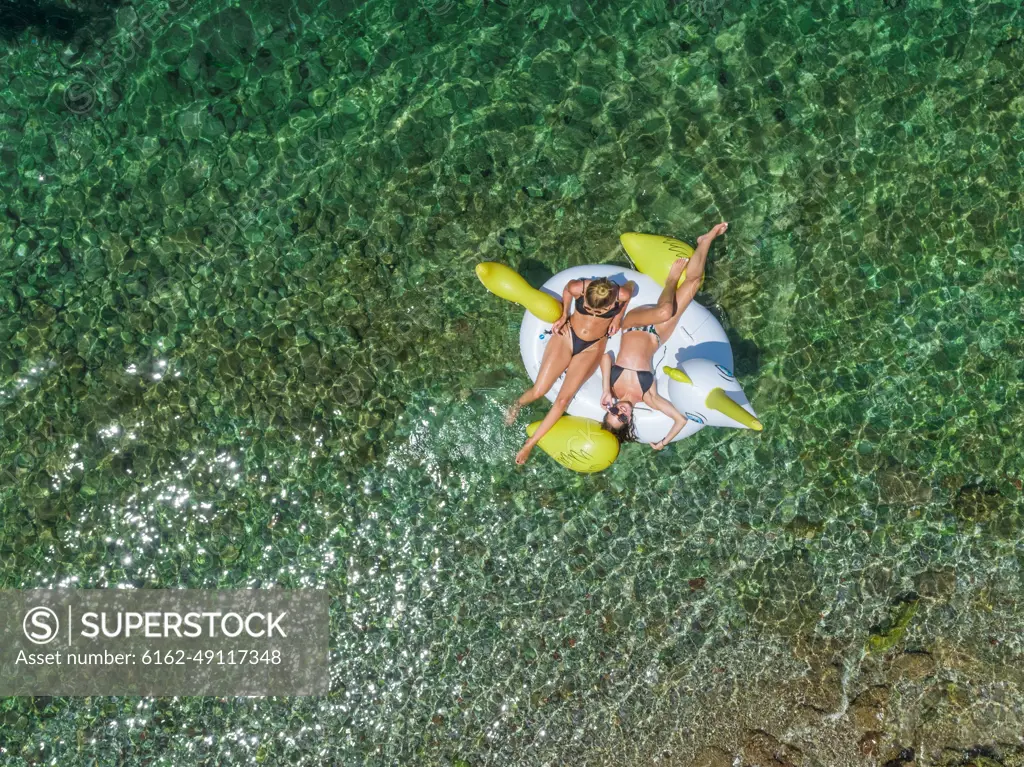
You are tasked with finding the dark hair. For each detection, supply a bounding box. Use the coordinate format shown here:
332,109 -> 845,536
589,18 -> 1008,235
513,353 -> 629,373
601,412 -> 637,444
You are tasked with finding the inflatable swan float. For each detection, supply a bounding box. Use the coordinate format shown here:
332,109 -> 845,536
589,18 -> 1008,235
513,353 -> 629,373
477,233 -> 761,472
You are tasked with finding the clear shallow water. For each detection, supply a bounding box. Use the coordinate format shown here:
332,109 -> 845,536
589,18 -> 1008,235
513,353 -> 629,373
1,0 -> 1023,764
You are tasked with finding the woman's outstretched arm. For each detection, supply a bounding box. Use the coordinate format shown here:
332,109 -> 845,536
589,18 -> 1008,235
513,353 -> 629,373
646,389 -> 688,449
600,352 -> 614,408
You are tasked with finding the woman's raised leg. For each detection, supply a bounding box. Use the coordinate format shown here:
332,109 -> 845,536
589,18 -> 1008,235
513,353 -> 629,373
654,222 -> 728,340
620,257 -> 690,329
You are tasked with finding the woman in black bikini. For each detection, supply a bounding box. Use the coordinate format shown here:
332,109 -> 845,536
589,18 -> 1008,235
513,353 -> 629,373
507,276 -> 633,464
601,222 -> 729,448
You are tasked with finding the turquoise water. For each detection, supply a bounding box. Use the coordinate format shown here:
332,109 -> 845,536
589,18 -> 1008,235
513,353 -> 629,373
1,0 -> 1023,763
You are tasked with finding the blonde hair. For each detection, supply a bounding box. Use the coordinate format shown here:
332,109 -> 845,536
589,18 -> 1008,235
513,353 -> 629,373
585,278 -> 617,309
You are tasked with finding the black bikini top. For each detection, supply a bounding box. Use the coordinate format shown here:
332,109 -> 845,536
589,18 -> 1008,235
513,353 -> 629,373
574,293 -> 620,319
610,365 -> 655,396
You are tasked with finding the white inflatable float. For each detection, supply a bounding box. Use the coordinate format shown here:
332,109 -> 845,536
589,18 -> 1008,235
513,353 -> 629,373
477,233 -> 761,472
520,263 -> 759,442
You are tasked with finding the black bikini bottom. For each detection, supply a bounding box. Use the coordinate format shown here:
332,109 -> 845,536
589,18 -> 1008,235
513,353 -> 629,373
569,327 -> 601,356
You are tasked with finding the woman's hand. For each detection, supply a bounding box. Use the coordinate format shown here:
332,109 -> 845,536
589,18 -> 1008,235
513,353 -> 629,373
607,317 -> 621,337
552,316 -> 568,335
650,439 -> 667,450
600,391 -> 615,409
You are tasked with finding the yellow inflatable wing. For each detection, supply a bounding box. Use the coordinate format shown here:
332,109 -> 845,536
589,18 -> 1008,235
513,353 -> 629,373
475,262 -> 562,323
620,233 -> 698,288
526,416 -> 619,473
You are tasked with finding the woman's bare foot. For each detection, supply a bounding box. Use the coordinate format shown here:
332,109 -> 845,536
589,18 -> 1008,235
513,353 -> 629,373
697,222 -> 729,246
667,255 -> 688,284
504,399 -> 522,425
515,443 -> 534,464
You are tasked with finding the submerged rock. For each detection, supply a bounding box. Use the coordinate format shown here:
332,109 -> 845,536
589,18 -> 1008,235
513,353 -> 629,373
857,730 -> 883,756
913,569 -> 956,600
693,745 -> 733,767
803,664 -> 844,711
848,685 -> 890,732
954,484 -> 1008,524
740,730 -> 804,767
892,652 -> 936,682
